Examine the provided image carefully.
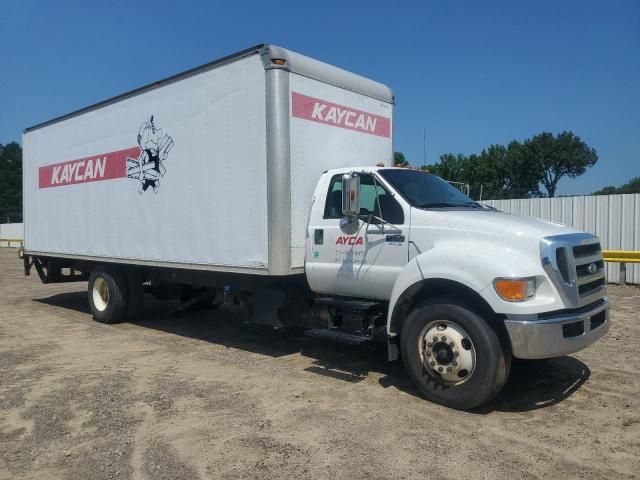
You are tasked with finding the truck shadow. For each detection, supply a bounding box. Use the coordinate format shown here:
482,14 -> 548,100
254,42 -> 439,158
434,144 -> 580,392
477,356 -> 591,413
35,291 -> 590,413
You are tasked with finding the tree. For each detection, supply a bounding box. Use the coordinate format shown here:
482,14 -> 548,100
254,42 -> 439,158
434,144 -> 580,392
474,143 -> 541,199
425,131 -> 596,199
427,153 -> 470,181
427,142 -> 541,200
592,185 -> 618,195
393,151 -> 408,167
593,176 -> 640,195
523,131 -> 598,198
619,177 -> 640,194
0,142 -> 23,223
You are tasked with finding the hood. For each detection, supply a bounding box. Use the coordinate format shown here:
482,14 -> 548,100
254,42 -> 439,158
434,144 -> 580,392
410,208 -> 582,245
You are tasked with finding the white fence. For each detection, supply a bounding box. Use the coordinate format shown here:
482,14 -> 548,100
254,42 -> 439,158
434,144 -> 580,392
484,194 -> 640,284
0,223 -> 24,247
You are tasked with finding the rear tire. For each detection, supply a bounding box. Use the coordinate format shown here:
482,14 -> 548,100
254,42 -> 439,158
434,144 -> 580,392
88,266 -> 128,324
400,297 -> 510,410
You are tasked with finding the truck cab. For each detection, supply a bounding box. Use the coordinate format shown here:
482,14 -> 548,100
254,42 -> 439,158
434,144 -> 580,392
305,166 -> 609,409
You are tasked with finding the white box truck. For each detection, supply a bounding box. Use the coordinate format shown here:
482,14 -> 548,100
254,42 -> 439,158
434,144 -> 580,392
21,45 -> 609,409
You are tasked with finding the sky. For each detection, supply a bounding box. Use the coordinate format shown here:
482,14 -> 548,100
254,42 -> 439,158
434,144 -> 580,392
0,0 -> 638,195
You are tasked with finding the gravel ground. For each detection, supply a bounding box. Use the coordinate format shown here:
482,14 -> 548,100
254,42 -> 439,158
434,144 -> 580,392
1,247 -> 639,480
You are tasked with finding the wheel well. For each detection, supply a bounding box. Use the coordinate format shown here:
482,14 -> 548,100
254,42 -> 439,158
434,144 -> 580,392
389,278 -> 505,337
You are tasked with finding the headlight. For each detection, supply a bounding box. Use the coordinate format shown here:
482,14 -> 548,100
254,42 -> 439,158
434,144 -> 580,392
493,277 -> 536,302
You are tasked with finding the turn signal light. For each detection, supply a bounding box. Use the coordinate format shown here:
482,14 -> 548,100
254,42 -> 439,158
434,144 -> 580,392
494,278 -> 536,302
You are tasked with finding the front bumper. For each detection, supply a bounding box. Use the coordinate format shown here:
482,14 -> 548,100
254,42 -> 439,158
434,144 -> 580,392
504,298 -> 609,359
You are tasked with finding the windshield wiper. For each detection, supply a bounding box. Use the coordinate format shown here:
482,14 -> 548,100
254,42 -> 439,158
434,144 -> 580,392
418,201 -> 495,210
418,202 -> 466,208
462,201 -> 498,211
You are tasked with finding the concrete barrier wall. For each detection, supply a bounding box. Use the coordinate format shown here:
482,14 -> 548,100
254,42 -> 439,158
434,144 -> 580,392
483,194 -> 640,284
0,223 -> 24,247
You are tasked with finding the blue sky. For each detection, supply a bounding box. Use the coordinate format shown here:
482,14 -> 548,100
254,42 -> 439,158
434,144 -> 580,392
1,0 -> 638,195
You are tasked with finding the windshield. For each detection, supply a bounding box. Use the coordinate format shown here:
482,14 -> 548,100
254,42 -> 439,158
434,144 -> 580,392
378,168 -> 476,208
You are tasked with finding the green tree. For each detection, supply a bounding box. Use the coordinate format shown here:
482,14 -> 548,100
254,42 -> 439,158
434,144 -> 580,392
523,131 -> 598,198
619,177 -> 640,194
427,153 -> 470,182
429,131 -> 597,199
393,151 -> 408,167
593,176 -> 640,195
0,142 -> 23,223
428,142 -> 541,200
491,141 -> 541,199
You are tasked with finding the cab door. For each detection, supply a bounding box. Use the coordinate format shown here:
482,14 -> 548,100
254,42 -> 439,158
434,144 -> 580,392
306,172 -> 409,299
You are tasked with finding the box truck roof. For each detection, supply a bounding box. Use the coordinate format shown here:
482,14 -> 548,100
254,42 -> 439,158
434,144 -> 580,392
25,44 -> 394,133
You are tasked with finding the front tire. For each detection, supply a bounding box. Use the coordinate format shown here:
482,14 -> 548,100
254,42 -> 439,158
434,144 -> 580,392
88,266 -> 128,324
401,298 -> 510,410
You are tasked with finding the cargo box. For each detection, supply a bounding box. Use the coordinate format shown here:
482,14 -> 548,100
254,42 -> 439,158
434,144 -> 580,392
23,45 -> 393,275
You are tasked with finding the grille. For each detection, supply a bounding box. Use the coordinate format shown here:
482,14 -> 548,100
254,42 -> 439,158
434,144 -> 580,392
573,242 -> 601,259
572,242 -> 605,298
542,234 -> 607,308
578,277 -> 606,295
576,260 -> 604,276
556,248 -> 571,284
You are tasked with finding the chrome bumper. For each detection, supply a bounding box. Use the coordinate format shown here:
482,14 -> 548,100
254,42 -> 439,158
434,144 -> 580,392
504,299 -> 609,359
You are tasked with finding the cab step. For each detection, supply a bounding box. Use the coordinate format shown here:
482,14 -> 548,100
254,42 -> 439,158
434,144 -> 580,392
313,297 -> 380,311
304,328 -> 372,345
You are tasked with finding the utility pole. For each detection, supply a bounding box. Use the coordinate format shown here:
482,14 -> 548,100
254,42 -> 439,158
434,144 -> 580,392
423,128 -> 427,169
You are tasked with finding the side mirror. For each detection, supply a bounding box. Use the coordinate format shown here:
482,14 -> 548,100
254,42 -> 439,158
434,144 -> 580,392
341,173 -> 360,218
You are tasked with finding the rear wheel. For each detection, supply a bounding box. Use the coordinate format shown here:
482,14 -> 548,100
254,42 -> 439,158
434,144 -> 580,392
88,266 -> 128,324
401,298 -> 510,410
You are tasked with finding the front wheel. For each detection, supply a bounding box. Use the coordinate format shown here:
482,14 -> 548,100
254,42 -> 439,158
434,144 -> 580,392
401,298 -> 510,410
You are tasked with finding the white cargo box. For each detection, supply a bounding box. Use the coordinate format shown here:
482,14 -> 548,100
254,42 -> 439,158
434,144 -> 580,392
23,45 -> 393,275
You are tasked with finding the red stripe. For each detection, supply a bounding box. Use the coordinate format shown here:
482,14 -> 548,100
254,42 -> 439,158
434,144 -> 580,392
38,147 -> 139,189
291,92 -> 391,138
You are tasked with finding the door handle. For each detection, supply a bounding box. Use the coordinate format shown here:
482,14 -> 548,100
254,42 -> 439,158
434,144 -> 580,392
386,234 -> 405,243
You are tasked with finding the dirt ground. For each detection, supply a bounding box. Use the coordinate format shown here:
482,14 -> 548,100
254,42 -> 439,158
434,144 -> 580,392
0,248 -> 639,480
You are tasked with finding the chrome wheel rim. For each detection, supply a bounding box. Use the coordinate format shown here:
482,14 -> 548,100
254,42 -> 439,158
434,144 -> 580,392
418,320 -> 476,385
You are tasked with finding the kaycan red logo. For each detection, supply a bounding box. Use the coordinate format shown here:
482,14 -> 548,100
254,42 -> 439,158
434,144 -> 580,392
291,92 -> 391,138
38,116 -> 174,194
38,148 -> 135,189
336,236 -> 364,245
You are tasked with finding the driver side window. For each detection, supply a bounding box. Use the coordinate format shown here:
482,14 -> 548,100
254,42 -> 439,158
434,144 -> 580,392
324,173 -> 404,224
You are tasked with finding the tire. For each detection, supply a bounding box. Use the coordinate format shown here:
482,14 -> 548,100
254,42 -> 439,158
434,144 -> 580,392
88,266 -> 128,324
400,297 -> 510,410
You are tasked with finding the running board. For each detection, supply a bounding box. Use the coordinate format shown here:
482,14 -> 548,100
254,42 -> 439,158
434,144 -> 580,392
304,328 -> 372,345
